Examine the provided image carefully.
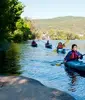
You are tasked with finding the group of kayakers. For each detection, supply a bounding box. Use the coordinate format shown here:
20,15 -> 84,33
31,40 -> 83,62
32,40 -> 52,48
31,40 -> 65,49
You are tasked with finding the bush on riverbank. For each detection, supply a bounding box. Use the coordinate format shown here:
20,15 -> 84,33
9,18 -> 35,43
0,43 -> 22,75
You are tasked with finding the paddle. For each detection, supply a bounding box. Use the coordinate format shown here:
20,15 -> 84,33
83,54 -> 85,56
56,62 -> 64,66
56,54 -> 85,66
53,40 -> 69,52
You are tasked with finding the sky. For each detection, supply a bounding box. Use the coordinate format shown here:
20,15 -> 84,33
20,0 -> 85,19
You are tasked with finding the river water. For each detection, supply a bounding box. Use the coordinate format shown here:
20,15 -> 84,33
19,40 -> 85,100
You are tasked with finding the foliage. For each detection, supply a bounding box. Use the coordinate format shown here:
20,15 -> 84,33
7,0 -> 24,34
0,0 -> 35,75
13,30 -> 23,42
32,16 -> 85,40
12,18 -> 34,42
0,43 -> 22,75
48,30 -> 81,40
0,0 -> 24,40
0,0 -> 36,42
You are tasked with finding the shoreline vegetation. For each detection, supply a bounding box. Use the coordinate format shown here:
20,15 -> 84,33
32,16 -> 85,40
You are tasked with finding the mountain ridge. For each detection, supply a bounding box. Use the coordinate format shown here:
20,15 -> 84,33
32,16 -> 85,34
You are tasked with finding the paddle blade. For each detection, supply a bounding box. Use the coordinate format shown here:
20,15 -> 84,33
53,49 -> 56,52
56,62 -> 64,66
56,63 -> 61,66
64,40 -> 69,46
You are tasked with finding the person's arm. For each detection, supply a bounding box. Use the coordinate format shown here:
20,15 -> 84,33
64,51 -> 72,62
77,52 -> 83,59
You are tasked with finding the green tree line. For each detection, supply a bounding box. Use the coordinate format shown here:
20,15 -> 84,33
48,30 -> 83,40
34,29 -> 85,40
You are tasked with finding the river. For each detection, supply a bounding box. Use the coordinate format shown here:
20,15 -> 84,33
19,40 -> 85,100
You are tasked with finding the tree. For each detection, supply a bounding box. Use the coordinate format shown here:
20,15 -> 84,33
7,0 -> 24,34
0,0 -> 24,41
13,18 -> 34,42
0,0 -> 9,40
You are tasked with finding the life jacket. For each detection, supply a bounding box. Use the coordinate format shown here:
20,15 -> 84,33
70,51 -> 78,60
57,44 -> 63,49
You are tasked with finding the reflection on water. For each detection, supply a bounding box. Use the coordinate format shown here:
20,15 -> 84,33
0,43 -> 21,75
65,66 -> 85,93
65,67 -> 77,92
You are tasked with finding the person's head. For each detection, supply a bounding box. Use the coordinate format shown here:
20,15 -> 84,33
58,42 -> 62,45
47,40 -> 49,43
72,44 -> 77,51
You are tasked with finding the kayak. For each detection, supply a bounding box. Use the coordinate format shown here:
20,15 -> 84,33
64,60 -> 85,72
31,44 -> 37,47
45,44 -> 52,49
57,48 -> 66,54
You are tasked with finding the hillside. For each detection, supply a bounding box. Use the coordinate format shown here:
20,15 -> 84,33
32,16 -> 85,34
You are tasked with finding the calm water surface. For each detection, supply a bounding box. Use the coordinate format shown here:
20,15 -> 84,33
19,40 -> 85,100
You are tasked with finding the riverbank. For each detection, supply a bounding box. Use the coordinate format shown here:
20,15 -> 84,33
0,76 -> 75,100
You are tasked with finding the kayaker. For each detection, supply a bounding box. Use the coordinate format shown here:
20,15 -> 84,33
32,40 -> 37,45
64,44 -> 83,62
57,42 -> 63,49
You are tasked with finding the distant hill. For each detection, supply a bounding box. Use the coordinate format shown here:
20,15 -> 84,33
32,16 -> 85,34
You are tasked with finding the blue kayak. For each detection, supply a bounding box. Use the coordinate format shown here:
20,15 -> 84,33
45,44 -> 52,49
57,48 -> 66,54
64,60 -> 85,72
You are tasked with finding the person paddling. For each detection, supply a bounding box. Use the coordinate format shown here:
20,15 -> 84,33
32,40 -> 37,45
45,40 -> 52,49
64,44 -> 83,62
31,40 -> 37,47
